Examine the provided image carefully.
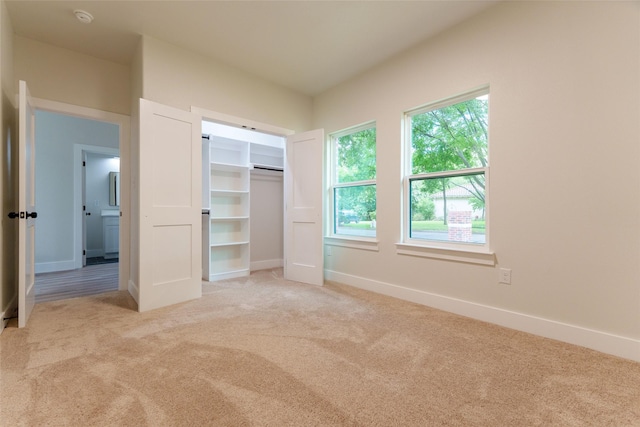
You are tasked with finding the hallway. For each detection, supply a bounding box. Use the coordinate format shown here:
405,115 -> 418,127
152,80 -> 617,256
35,263 -> 118,303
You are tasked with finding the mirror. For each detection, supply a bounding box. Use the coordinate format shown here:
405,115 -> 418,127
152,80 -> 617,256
109,171 -> 120,206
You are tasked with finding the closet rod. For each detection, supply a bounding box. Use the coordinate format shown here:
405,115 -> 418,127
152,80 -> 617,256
252,165 -> 283,173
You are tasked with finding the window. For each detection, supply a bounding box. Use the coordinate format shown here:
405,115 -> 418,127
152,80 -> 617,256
404,88 -> 489,248
329,124 -> 376,238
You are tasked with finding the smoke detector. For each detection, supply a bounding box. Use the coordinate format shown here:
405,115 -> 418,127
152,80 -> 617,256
74,9 -> 94,24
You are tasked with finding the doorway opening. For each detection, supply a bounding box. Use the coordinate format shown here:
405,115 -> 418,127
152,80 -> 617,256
34,110 -> 120,302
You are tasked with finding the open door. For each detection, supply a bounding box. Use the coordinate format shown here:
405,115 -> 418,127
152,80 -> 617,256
138,99 -> 202,312
17,80 -> 36,327
81,151 -> 87,267
284,129 -> 324,286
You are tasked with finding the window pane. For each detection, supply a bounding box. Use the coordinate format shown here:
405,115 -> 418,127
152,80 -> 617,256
336,127 -> 376,183
411,95 -> 488,174
410,173 -> 485,244
334,184 -> 376,237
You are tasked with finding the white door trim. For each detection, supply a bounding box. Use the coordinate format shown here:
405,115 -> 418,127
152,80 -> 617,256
32,97 -> 130,291
73,145 -> 120,269
190,106 -> 295,137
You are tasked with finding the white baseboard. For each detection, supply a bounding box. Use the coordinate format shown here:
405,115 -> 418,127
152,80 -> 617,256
128,279 -> 139,306
35,260 -> 77,274
0,293 -> 18,334
251,259 -> 283,271
325,270 -> 640,362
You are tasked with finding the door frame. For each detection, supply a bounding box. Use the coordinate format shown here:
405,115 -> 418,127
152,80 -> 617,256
191,107 -> 295,138
75,145 -> 120,267
33,98 -> 130,291
191,106 -> 325,286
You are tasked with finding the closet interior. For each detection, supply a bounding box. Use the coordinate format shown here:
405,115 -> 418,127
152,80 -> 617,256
201,121 -> 285,281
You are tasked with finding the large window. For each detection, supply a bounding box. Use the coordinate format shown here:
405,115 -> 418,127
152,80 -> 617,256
330,124 -> 376,238
404,88 -> 489,248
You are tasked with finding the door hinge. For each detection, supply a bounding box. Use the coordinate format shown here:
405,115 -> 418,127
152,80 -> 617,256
83,250 -> 86,256
83,161 -> 86,167
83,205 -> 86,211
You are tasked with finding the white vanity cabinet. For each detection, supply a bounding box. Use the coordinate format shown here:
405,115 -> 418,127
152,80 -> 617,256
102,210 -> 120,259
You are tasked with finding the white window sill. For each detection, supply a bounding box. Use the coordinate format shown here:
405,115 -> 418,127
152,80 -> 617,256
325,236 -> 380,252
395,242 -> 495,266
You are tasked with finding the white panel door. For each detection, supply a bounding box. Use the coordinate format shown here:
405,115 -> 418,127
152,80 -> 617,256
82,151 -> 87,266
284,129 -> 324,286
17,80 -> 36,328
138,99 -> 202,312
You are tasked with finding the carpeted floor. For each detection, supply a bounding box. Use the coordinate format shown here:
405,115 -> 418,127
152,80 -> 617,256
1,268 -> 639,426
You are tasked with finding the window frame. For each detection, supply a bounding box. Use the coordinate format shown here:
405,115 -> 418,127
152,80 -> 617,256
400,87 -> 493,261
327,122 -> 378,246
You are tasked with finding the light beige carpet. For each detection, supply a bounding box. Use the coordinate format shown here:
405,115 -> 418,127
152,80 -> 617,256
1,269 -> 639,426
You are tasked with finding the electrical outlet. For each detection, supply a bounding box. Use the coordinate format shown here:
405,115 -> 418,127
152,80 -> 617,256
326,246 -> 332,256
499,268 -> 512,285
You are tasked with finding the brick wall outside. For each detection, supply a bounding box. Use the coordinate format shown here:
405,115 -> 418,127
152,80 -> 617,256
448,211 -> 472,242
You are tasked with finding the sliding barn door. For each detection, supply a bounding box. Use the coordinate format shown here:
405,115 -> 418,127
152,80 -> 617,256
284,129 -> 324,286
138,99 -> 202,312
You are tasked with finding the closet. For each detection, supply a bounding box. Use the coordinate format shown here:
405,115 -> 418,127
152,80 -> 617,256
202,121 -> 284,281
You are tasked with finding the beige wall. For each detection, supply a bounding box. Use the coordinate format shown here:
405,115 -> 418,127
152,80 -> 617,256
140,36 -> 312,133
314,1 -> 640,354
14,36 -> 130,115
0,0 -> 16,327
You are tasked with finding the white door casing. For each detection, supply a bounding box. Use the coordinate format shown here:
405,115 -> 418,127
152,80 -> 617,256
18,80 -> 36,328
138,99 -> 202,312
284,129 -> 324,286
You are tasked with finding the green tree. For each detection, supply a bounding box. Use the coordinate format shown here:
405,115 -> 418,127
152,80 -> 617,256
410,180 -> 436,221
411,96 -> 488,223
335,128 -> 376,221
337,128 -> 376,183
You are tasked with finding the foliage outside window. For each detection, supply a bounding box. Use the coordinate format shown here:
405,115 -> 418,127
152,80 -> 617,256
330,124 -> 376,238
405,88 -> 489,247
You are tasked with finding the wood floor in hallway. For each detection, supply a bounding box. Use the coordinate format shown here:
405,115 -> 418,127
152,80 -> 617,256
35,263 -> 119,303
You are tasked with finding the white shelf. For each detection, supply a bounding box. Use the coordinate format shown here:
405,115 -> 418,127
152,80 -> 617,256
207,268 -> 250,282
209,168 -> 248,193
210,137 -> 249,166
210,189 -> 249,194
211,215 -> 249,219
208,244 -> 249,280
202,136 -> 251,282
210,161 -> 248,171
210,241 -> 249,248
250,142 -> 284,169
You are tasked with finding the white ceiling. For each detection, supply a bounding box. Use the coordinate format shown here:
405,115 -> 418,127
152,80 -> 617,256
5,1 -> 498,96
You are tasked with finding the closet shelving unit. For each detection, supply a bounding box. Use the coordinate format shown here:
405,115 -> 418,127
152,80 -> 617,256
202,120 -> 286,282
202,136 -> 251,281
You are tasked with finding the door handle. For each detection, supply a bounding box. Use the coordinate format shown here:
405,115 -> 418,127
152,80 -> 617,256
85,212 -> 91,216
7,211 -> 37,219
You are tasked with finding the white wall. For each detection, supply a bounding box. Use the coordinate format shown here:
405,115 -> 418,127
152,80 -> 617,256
314,1 -> 640,360
35,110 -> 119,272
14,36 -> 131,115
139,36 -> 312,133
0,0 -> 16,329
85,153 -> 120,257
